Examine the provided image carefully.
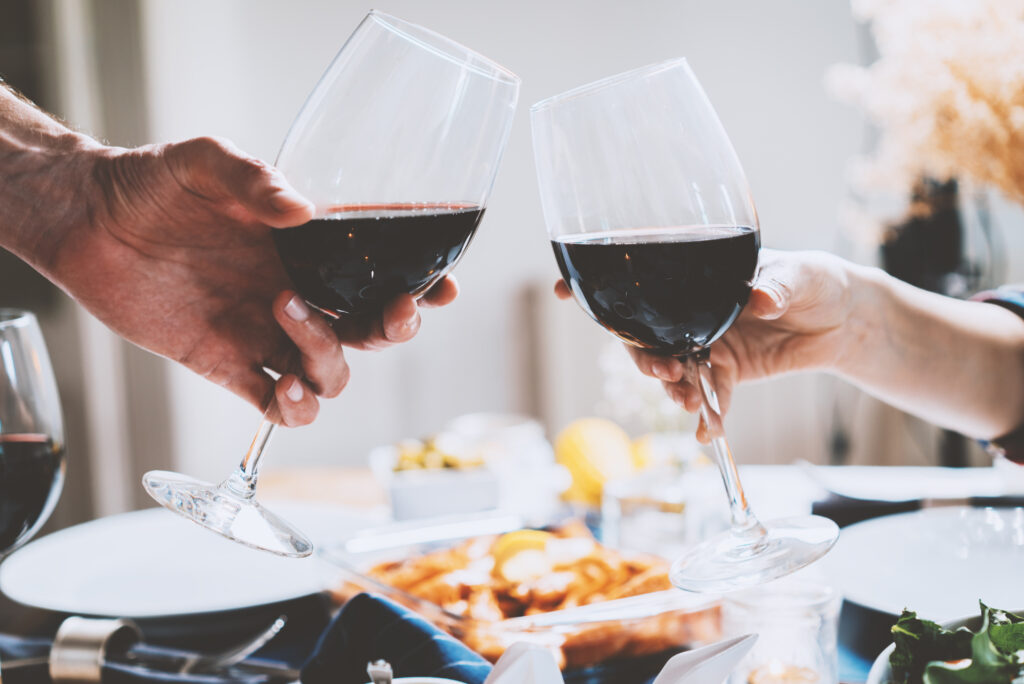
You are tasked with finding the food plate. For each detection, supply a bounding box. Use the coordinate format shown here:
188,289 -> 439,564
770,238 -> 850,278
320,513 -> 721,671
0,503 -> 376,617
820,506 -> 1024,623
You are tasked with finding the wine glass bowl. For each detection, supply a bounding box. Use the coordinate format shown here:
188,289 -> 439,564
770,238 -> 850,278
532,58 -> 838,591
143,11 -> 519,556
271,10 -> 518,319
0,310 -> 66,558
272,202 -> 485,318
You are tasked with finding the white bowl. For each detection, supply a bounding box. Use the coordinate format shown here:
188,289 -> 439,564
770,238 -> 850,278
369,444 -> 500,521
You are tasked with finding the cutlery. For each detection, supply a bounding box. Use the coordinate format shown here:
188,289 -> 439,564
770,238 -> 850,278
367,659 -> 393,684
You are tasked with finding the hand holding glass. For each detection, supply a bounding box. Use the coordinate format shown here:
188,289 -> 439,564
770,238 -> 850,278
531,59 -> 838,591
143,11 -> 519,556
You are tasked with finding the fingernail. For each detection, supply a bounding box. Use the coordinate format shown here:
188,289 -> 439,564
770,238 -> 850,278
284,295 -> 309,322
651,361 -> 673,381
763,286 -> 785,309
285,378 -> 303,402
270,188 -> 308,213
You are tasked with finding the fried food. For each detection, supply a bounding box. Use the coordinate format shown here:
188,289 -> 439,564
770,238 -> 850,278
333,521 -> 721,669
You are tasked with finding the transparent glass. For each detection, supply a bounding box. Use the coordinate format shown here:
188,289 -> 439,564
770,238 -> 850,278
0,310 -> 66,557
722,577 -> 841,683
531,58 -> 838,591
144,10 -> 520,557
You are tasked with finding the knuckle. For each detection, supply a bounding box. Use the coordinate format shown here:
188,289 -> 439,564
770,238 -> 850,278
187,135 -> 234,157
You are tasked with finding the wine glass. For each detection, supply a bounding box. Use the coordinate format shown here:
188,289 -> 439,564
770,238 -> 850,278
143,11 -> 520,557
0,310 -> 66,558
531,58 -> 838,592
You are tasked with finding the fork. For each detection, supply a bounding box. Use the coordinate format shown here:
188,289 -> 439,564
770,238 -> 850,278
179,615 -> 288,674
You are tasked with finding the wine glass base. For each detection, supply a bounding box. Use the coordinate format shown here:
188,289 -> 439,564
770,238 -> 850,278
142,470 -> 313,558
670,515 -> 839,593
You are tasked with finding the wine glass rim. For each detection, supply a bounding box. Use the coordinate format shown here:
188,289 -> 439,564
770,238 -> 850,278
530,56 -> 691,112
0,309 -> 36,328
367,10 -> 520,86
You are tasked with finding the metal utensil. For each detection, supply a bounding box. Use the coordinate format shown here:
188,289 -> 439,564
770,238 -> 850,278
179,615 -> 287,674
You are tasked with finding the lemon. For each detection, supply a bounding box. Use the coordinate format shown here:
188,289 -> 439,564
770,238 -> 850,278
554,418 -> 634,506
630,434 -> 656,470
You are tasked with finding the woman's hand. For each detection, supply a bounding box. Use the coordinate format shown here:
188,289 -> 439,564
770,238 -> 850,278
555,249 -> 855,440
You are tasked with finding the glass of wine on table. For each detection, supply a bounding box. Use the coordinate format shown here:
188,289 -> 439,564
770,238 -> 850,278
531,58 -> 838,592
0,311 -> 66,559
143,11 -> 520,557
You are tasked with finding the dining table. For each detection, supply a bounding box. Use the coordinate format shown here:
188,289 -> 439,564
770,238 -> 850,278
3,462 -> 1020,683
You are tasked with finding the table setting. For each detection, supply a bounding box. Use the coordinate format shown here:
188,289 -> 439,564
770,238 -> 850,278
3,5 -> 1024,684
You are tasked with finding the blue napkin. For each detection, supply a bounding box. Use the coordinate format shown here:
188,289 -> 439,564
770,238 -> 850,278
301,593 -> 493,684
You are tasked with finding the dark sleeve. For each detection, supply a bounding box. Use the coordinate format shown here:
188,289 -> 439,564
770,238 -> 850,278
971,285 -> 1024,463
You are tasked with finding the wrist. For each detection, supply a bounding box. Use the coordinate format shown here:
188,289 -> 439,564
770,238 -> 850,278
0,129 -> 105,271
830,260 -> 888,380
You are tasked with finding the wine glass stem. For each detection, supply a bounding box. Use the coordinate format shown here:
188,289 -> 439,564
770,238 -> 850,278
221,419 -> 276,500
681,350 -> 767,542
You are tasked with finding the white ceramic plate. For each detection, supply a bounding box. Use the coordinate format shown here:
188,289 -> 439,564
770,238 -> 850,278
820,506 -> 1024,623
0,502 -> 376,617
801,464 -> 1014,502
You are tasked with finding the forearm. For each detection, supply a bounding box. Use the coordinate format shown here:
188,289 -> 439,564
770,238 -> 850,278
0,84 -> 101,268
836,263 -> 1024,439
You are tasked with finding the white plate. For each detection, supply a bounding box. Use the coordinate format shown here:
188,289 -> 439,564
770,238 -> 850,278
801,464 -> 1015,502
820,506 -> 1024,623
0,503 -> 376,617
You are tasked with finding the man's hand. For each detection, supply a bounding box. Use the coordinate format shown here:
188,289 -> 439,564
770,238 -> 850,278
30,136 -> 456,426
555,249 -> 854,441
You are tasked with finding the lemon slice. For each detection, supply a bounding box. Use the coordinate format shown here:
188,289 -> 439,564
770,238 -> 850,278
492,530 -> 552,566
492,530 -> 555,582
554,418 -> 634,506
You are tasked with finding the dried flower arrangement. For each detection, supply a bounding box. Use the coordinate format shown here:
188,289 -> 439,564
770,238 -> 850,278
827,0 -> 1024,237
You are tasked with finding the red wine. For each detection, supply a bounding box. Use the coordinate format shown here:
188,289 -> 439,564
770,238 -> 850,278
552,226 -> 760,356
0,434 -> 65,553
273,203 -> 484,316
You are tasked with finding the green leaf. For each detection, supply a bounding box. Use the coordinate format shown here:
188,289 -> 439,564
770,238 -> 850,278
890,609 -> 973,683
921,605 -> 1024,684
984,604 -> 1024,658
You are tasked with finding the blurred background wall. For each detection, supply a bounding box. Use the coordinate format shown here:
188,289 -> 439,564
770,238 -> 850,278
2,0 -> 1022,526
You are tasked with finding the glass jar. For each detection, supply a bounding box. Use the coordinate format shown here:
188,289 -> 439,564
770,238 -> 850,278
722,577 -> 841,684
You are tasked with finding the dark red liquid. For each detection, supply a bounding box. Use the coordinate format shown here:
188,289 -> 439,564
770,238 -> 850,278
0,434 -> 65,553
273,203 -> 484,316
552,226 -> 760,356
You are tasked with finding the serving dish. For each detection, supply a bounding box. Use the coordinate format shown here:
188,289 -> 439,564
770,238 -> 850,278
319,513 -> 720,670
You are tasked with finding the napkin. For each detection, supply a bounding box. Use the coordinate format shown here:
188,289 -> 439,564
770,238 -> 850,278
300,593 -> 493,684
483,643 -> 562,684
650,634 -> 757,684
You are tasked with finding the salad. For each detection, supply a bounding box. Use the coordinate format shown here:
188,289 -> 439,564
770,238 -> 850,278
889,603 -> 1024,683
